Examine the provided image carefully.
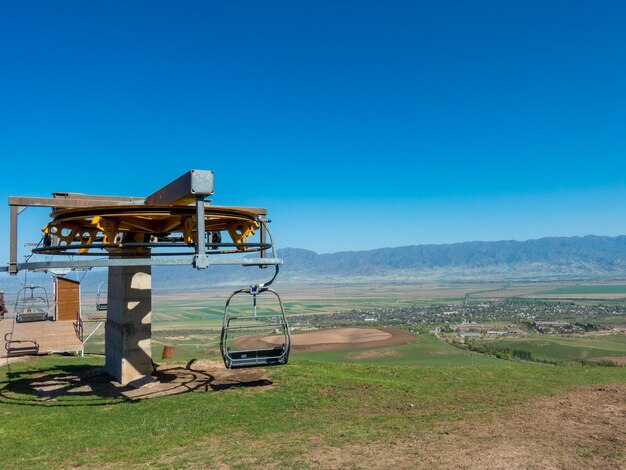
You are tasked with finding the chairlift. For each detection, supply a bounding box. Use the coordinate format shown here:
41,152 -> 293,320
15,285 -> 51,323
96,282 -> 108,311
220,286 -> 290,369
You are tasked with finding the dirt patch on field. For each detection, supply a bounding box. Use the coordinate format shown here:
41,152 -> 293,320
0,360 -> 273,403
133,360 -> 273,398
345,349 -> 402,360
302,384 -> 626,469
0,355 -> 32,366
237,327 -> 415,353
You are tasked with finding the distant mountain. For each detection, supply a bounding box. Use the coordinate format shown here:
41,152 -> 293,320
276,235 -> 626,281
2,235 -> 625,295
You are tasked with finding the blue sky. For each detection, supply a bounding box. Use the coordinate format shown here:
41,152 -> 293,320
1,1 -> 625,261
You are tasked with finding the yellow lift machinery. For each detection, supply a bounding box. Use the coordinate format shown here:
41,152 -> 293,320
2,170 -> 289,373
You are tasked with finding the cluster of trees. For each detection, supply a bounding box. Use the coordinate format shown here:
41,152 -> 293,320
463,340 -> 556,364
580,358 -> 620,367
461,340 -> 623,367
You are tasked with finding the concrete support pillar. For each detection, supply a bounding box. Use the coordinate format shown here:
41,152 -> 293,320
105,257 -> 153,386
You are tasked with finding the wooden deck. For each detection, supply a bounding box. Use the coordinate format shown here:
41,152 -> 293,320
1,317 -> 83,358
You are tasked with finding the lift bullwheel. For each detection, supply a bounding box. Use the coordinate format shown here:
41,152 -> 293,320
34,205 -> 270,257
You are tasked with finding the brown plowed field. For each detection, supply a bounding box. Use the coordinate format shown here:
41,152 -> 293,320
236,327 -> 415,353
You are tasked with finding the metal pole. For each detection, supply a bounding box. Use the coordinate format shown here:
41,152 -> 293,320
193,196 -> 209,269
9,205 -> 19,275
259,219 -> 268,269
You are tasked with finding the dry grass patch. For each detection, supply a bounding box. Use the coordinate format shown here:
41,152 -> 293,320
345,349 -> 402,360
299,384 -> 626,469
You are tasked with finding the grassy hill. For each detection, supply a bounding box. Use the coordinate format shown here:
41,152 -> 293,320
1,351 -> 625,469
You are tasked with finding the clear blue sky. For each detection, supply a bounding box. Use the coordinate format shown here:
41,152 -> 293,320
1,1 -> 625,261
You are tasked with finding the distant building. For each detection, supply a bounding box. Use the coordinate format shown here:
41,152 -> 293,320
452,322 -> 487,332
532,321 -> 584,334
459,331 -> 482,340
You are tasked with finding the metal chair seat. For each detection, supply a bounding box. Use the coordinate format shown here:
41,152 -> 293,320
225,345 -> 289,369
220,287 -> 291,369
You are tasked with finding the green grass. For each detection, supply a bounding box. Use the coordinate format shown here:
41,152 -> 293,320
45,283 -> 624,467
541,285 -> 626,295
489,334 -> 626,362
0,355 -> 625,469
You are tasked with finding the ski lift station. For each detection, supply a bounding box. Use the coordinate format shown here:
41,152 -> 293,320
0,170 -> 290,386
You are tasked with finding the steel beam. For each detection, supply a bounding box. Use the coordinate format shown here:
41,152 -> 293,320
145,170 -> 214,206
0,257 -> 282,272
9,206 -> 19,274
194,196 -> 209,269
8,196 -> 268,215
259,219 -> 268,268
52,193 -> 144,203
211,205 -> 268,216
8,196 -> 142,209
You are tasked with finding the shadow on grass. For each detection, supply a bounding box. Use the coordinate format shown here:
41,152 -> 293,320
0,358 -> 273,407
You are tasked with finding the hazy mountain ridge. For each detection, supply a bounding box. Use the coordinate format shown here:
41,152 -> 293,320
277,235 -> 626,278
1,235 -> 625,293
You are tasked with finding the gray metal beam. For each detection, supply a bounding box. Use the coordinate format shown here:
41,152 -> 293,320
8,196 -> 142,209
9,205 -> 18,274
260,220 -> 268,268
211,205 -> 268,216
194,196 -> 209,269
52,193 -> 144,203
145,170 -> 214,206
8,196 -> 268,215
0,257 -> 282,272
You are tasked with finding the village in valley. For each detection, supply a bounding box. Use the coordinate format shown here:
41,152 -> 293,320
289,299 -> 626,337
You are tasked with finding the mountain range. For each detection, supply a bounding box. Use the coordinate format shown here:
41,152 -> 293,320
276,235 -> 626,280
2,235 -> 625,292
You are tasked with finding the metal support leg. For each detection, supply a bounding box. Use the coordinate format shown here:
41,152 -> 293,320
193,196 -> 209,269
9,205 -> 20,275
259,220 -> 268,269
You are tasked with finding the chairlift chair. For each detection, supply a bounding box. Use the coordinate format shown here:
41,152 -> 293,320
96,282 -> 108,311
15,285 -> 51,323
220,286 -> 291,369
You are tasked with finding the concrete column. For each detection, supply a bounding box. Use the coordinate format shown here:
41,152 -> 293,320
105,257 -> 153,386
